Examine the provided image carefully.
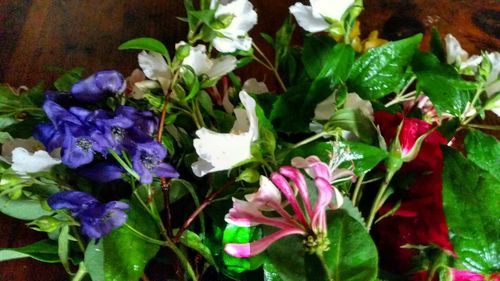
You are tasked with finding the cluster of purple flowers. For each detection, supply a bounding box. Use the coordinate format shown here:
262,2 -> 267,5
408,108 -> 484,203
34,70 -> 179,184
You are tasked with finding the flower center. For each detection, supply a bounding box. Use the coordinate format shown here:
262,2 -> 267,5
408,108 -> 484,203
111,126 -> 126,140
76,138 -> 92,151
303,232 -> 330,254
140,153 -> 159,170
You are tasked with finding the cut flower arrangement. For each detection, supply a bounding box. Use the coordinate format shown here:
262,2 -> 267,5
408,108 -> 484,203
0,0 -> 499,280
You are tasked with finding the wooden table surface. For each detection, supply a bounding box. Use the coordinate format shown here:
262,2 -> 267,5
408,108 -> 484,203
0,0 -> 498,280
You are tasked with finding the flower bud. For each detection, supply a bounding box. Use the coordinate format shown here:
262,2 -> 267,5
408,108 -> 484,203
175,44 -> 191,61
212,14 -> 235,30
237,168 -> 260,183
27,216 -> 62,233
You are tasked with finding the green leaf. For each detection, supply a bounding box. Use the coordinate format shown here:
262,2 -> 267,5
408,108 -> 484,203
103,199 -> 161,281
58,225 -> 72,274
274,16 -> 295,68
329,108 -> 377,144
0,239 -> 60,263
118,37 -> 169,57
342,141 -> 387,175
430,27 -> 445,62
266,231 -> 306,281
302,36 -> 337,79
340,197 -> 366,227
323,209 -> 378,281
54,67 -> 84,92
263,262 -> 284,281
179,230 -> 217,268
222,224 -> 264,273
464,130 -> 500,181
0,195 -> 52,220
442,148 -> 500,273
188,9 -> 215,26
348,34 -> 422,100
85,239 -> 104,281
413,51 -> 475,116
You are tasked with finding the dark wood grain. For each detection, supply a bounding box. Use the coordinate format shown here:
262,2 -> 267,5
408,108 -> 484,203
0,0 -> 498,280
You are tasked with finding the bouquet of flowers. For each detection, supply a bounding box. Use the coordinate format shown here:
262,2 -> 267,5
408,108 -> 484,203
0,0 -> 498,280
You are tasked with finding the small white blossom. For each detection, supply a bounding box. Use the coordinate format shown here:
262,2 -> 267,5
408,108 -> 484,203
192,91 -> 258,177
211,0 -> 257,53
1,138 -> 61,176
242,78 -> 269,95
176,42 -> 236,78
289,0 -> 355,33
445,34 -> 469,66
138,51 -> 172,93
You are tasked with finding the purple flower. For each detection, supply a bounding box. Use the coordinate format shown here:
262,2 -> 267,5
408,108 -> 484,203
33,124 -> 63,152
79,162 -> 125,183
48,191 -> 129,239
115,106 -> 158,136
130,141 -> 179,184
71,70 -> 126,103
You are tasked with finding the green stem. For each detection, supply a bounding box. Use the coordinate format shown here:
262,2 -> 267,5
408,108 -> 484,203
166,239 -> 198,281
252,42 -> 287,92
461,86 -> 484,126
366,170 -> 396,231
466,124 -> 500,130
108,149 -> 140,180
123,223 -> 168,246
71,226 -> 86,253
351,173 -> 365,207
71,262 -> 88,281
292,132 -> 330,149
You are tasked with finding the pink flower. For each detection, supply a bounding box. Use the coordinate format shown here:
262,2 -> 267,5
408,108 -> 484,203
224,159 -> 344,258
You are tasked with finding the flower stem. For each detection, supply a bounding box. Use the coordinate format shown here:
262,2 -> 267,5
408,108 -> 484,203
292,132 -> 330,149
366,170 -> 396,231
466,123 -> 500,130
123,222 -> 168,246
252,42 -> 287,92
165,239 -> 198,281
173,178 -> 235,242
351,173 -> 365,207
108,149 -> 140,180
71,262 -> 87,281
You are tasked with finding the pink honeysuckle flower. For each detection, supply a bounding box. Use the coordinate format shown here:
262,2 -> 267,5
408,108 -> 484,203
224,159 -> 345,258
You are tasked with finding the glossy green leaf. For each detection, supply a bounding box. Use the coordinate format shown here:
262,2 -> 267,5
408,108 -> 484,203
222,224 -> 264,273
413,51 -> 475,116
54,67 -> 83,92
464,130 -> 500,181
348,34 -> 422,100
302,35 -> 337,79
85,239 -> 104,281
430,27 -> 445,62
103,200 -> 160,281
179,229 -> 217,268
342,141 -> 387,175
118,37 -> 169,57
323,209 -> 378,281
0,195 -> 52,220
274,16 -> 295,68
266,231 -> 306,281
0,239 -> 59,263
58,225 -> 72,274
263,262 -> 284,281
329,108 -> 377,144
442,148 -> 500,273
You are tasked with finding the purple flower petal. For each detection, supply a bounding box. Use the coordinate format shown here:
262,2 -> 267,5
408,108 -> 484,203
153,163 -> 180,179
48,191 -> 99,216
79,162 -> 124,183
33,123 -> 63,152
71,70 -> 125,103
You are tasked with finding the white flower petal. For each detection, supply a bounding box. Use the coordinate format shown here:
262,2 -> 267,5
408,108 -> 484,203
460,55 -> 482,73
486,52 -> 500,88
444,34 -> 469,65
215,0 -> 257,37
213,36 -> 252,53
181,44 -> 213,76
242,78 -> 269,95
245,176 -> 282,211
11,147 -> 61,175
344,93 -> 374,121
289,3 -> 330,33
314,94 -> 336,120
207,55 -> 237,78
1,138 -> 45,162
138,51 -> 172,92
191,91 -> 258,177
310,0 -> 354,21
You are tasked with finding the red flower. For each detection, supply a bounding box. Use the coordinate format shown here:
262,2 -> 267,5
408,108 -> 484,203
373,112 -> 453,273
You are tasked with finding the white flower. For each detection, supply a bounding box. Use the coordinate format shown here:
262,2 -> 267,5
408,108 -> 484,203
176,42 -> 237,78
211,0 -> 257,53
313,92 -> 373,121
289,0 -> 355,33
314,94 -> 336,121
138,51 -> 172,93
445,34 -> 469,65
242,78 -> 269,95
192,91 -> 258,177
1,138 -> 61,175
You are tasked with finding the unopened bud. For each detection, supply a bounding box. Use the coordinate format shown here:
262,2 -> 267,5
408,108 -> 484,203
212,14 -> 234,30
176,44 -> 191,61
27,216 -> 62,233
237,168 -> 260,183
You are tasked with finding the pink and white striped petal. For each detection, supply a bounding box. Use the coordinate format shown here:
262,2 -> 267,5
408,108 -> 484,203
271,172 -> 308,226
245,176 -> 282,211
279,166 -> 314,219
311,177 -> 334,232
224,227 -> 305,258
